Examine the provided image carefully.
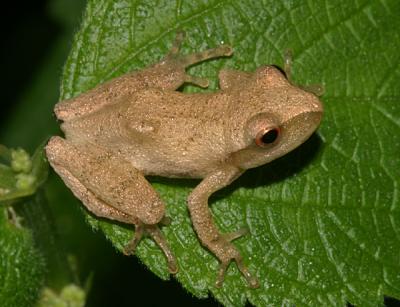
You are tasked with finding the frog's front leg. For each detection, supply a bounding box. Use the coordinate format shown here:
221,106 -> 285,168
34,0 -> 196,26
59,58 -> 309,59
55,32 -> 232,121
151,31 -> 233,90
187,165 -> 259,288
45,137 -> 177,273
283,49 -> 324,96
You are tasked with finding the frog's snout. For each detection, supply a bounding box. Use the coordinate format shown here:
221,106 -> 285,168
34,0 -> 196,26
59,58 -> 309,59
296,91 -> 323,127
308,98 -> 323,126
280,93 -> 323,153
309,94 -> 323,118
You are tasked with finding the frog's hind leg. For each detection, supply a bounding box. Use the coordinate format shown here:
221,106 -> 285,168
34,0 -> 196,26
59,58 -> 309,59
46,138 -> 133,224
46,136 -> 177,274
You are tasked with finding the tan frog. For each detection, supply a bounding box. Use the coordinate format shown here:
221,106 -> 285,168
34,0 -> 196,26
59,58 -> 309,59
46,32 -> 323,288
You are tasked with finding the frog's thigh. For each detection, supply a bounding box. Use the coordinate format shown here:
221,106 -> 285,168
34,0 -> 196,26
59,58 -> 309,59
46,136 -> 165,226
218,69 -> 251,90
47,154 -> 133,224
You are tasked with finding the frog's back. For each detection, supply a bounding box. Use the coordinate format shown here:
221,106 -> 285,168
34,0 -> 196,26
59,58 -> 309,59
120,89 -> 231,178
62,88 -> 231,178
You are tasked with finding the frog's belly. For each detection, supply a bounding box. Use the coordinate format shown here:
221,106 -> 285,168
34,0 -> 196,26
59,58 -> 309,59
137,158 -> 220,179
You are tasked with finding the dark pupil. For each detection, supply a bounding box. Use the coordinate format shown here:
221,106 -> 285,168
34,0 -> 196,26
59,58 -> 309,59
261,129 -> 278,144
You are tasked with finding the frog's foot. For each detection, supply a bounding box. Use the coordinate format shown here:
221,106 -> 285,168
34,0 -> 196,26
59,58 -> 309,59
213,237 -> 259,289
166,31 -> 233,88
216,228 -> 259,288
283,49 -> 324,96
123,222 -> 178,274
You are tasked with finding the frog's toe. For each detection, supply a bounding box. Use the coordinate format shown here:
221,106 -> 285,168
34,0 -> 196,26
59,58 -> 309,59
180,44 -> 233,67
221,227 -> 249,242
168,31 -> 232,67
145,224 -> 178,274
167,258 -> 178,274
123,223 -> 145,255
123,243 -> 137,256
282,49 -> 325,97
283,48 -> 293,82
124,222 -> 178,274
169,30 -> 186,55
216,253 -> 259,289
235,256 -> 259,288
184,74 -> 209,88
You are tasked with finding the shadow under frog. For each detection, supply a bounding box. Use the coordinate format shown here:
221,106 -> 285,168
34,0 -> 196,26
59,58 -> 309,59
155,132 -> 323,207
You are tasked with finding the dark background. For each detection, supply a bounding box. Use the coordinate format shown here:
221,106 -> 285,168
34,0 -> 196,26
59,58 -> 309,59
0,1 -> 219,306
1,1 -> 398,307
0,2 -> 57,122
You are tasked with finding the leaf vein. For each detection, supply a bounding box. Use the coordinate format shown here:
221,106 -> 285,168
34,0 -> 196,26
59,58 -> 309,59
101,0 -> 229,81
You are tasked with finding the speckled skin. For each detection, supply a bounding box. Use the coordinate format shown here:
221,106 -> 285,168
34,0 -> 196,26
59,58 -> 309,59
46,33 -> 323,288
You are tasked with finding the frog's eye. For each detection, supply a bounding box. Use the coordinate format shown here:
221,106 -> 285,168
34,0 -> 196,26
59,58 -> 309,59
255,127 -> 280,147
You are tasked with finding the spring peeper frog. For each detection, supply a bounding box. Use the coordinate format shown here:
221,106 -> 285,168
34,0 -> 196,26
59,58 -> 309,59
46,32 -> 323,288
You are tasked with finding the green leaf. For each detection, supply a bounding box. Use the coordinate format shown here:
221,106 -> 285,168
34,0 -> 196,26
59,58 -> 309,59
0,144 -> 48,204
0,144 -> 52,306
0,2 -> 88,306
59,0 -> 400,306
0,208 -> 46,307
36,284 -> 86,307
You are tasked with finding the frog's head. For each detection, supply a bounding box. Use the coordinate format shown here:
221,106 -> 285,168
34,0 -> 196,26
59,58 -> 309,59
229,66 -> 323,170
